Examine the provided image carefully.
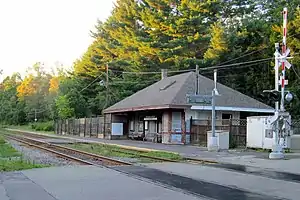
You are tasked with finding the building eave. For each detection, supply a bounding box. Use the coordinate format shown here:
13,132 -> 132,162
104,104 -> 189,114
190,105 -> 274,113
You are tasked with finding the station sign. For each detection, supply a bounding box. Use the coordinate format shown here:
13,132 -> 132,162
186,94 -> 212,104
144,116 -> 157,120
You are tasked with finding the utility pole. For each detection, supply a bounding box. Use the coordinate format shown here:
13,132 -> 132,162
105,64 -> 109,109
195,65 -> 199,95
211,69 -> 217,138
207,69 -> 219,151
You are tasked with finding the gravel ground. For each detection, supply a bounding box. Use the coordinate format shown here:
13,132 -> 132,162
7,139 -> 79,166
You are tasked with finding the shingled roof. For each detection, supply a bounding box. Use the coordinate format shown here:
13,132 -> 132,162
104,71 -> 273,113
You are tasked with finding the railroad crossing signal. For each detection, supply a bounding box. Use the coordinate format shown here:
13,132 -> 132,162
279,77 -> 288,86
261,90 -> 294,103
278,48 -> 292,69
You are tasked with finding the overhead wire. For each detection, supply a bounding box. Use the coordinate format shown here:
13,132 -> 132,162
292,66 -> 300,80
110,68 -> 195,75
199,57 -> 273,71
69,48 -> 273,91
200,60 -> 271,75
216,47 -> 268,65
79,75 -> 102,93
108,58 -> 272,75
25,49 -> 276,116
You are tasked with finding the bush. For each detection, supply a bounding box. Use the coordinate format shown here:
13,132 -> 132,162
30,121 -> 54,132
0,136 -> 6,144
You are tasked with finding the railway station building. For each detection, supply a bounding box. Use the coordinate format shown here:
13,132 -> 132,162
103,70 -> 274,144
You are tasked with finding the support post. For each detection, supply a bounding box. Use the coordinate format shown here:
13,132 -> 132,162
269,8 -> 289,159
195,65 -> 199,95
208,69 -> 219,151
280,7 -> 288,112
104,64 -> 109,109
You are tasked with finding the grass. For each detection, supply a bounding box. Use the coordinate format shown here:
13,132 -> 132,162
0,159 -> 46,172
66,143 -> 182,163
0,136 -> 49,172
4,124 -> 55,135
0,136 -> 20,158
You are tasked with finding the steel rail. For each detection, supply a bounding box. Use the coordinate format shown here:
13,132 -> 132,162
6,131 -> 179,163
5,134 -> 132,166
5,131 -> 216,164
5,135 -> 96,165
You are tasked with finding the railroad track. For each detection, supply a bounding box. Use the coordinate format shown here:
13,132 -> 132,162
6,131 -> 180,163
4,130 -> 217,165
4,134 -> 132,167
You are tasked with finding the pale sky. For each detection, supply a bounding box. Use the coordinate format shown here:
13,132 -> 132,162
0,0 -> 115,79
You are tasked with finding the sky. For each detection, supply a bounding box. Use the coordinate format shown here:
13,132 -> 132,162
0,0 -> 115,79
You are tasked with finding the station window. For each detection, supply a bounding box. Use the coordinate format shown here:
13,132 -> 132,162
172,112 -> 182,132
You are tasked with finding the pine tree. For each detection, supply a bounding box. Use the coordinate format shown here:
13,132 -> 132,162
204,22 -> 229,62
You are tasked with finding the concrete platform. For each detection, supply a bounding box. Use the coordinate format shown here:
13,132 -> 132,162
145,162 -> 300,200
0,166 -> 205,200
42,138 -> 76,144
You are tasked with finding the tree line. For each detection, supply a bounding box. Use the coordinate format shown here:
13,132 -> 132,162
1,0 -> 300,125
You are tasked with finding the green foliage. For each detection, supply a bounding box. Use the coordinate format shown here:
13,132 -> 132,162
0,136 -> 48,171
67,143 -> 182,162
30,121 -> 54,132
55,95 -> 75,119
1,0 -> 300,123
0,137 -> 5,144
0,137 -> 21,157
0,159 -> 47,172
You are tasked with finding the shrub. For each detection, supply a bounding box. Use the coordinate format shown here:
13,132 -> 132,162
0,136 -> 6,144
30,121 -> 54,132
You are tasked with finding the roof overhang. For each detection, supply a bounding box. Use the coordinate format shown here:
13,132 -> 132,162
104,104 -> 189,114
191,106 -> 274,113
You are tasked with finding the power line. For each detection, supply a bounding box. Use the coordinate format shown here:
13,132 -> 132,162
216,47 -> 268,65
79,76 -> 101,93
110,69 -> 195,75
109,80 -> 158,85
292,66 -> 300,80
199,57 -> 273,71
201,61 -> 270,75
109,58 -> 272,74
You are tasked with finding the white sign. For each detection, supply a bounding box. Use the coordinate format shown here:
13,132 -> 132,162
144,116 -> 157,120
111,123 -> 123,136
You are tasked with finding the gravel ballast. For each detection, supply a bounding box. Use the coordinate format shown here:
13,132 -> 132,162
7,139 -> 78,166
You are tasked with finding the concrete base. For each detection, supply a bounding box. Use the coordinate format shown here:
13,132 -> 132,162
269,145 -> 284,159
269,152 -> 285,159
207,136 -> 219,152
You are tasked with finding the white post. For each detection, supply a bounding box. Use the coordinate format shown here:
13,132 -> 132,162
269,44 -> 284,159
212,70 -> 217,137
208,69 -> 218,151
280,7 -> 288,112
275,43 -> 280,146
